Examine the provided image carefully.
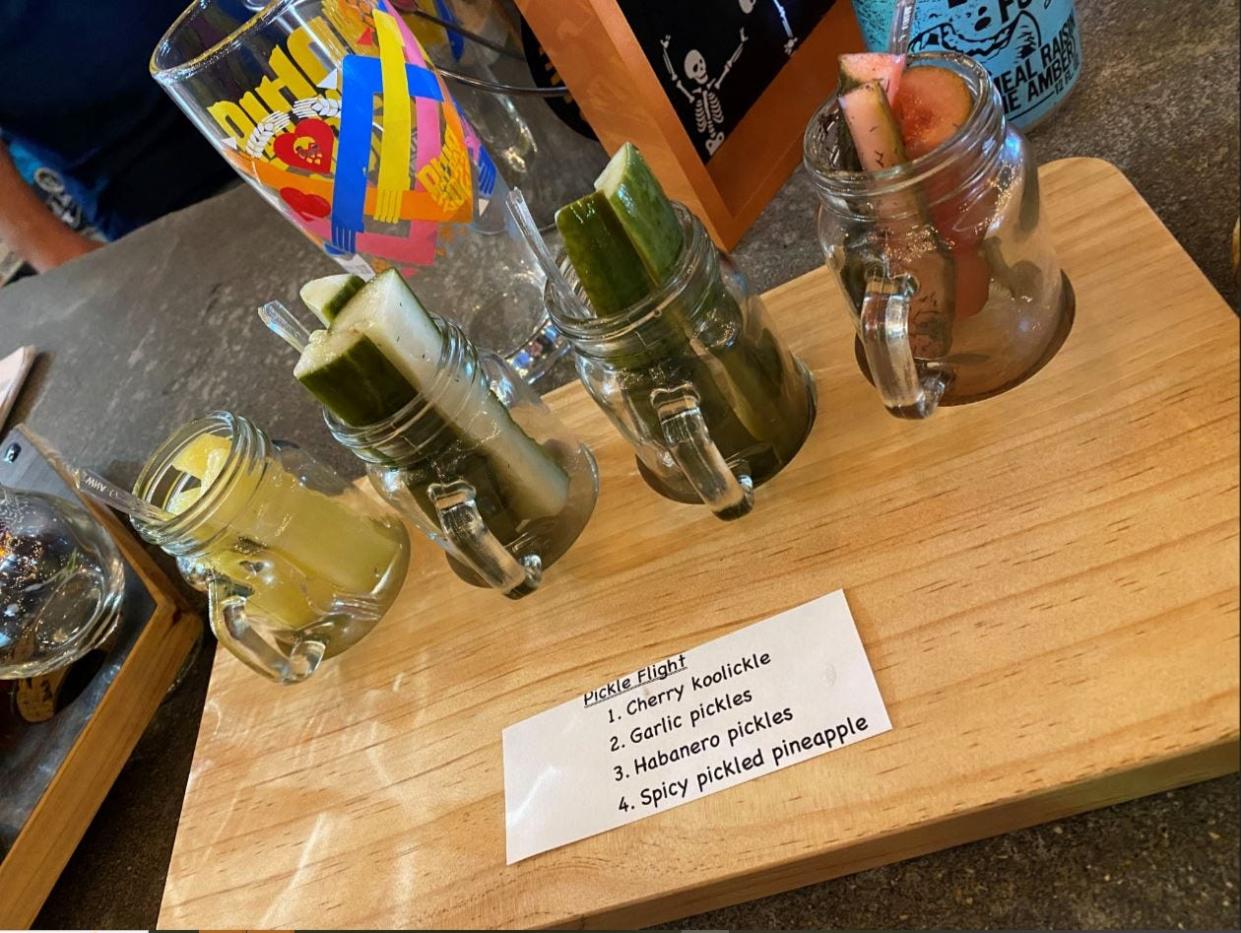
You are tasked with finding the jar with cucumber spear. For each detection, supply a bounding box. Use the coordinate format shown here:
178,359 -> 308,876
548,143 -> 816,520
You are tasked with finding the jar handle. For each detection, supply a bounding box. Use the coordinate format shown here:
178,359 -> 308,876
859,273 -> 951,419
651,383 -> 754,520
428,479 -> 543,598
205,576 -> 325,684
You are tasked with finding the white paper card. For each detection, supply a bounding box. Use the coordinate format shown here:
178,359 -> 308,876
0,346 -> 35,434
503,589 -> 891,863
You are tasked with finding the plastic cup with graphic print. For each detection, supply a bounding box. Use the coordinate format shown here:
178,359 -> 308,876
398,0 -> 609,229
150,0 -> 567,383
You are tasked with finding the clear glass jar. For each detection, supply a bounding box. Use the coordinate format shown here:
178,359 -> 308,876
327,320 -> 598,599
804,52 -> 1073,418
0,485 -> 124,679
132,412 -> 410,684
546,205 -> 816,520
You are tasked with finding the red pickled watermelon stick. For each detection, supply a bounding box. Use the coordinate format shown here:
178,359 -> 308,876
891,65 -> 970,158
838,79 -> 955,359
838,52 -> 906,104
893,65 -> 992,319
834,53 -> 904,170
838,79 -> 907,173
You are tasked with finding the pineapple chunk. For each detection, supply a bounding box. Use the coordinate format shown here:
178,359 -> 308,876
167,434 -> 231,514
166,487 -> 204,515
172,434 -> 231,481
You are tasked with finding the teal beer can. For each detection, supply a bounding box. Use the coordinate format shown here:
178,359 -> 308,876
850,0 -> 1082,129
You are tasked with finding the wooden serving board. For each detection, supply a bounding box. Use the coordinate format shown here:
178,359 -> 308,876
0,428 -> 202,928
158,159 -> 1240,929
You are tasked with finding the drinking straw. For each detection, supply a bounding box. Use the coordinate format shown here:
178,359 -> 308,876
505,188 -> 589,319
259,300 -> 312,354
73,467 -> 172,524
887,0 -> 918,55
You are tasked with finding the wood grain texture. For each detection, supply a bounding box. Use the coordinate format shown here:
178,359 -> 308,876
0,430 -> 202,929
158,159 -> 1240,930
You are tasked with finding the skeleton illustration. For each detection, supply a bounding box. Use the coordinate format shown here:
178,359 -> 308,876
661,29 -> 748,155
738,0 -> 798,55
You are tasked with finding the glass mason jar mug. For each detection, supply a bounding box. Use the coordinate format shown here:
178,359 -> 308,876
0,484 -> 125,679
804,52 -> 1073,418
327,320 -> 598,599
546,205 -> 816,520
132,412 -> 410,684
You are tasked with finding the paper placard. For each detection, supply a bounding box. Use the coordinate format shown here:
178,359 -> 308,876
503,590 -> 891,863
0,346 -> 35,435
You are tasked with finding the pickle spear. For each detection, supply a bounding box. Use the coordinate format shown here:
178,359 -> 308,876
555,143 -> 782,446
300,273 -> 365,325
295,326 -> 416,427
556,143 -> 683,315
294,269 -> 569,521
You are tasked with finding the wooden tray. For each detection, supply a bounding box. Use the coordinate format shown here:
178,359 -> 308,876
158,159 -> 1240,929
0,428 -> 202,928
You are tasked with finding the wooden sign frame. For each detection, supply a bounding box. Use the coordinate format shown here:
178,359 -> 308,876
516,0 -> 862,249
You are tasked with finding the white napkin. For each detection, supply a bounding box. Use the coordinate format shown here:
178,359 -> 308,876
0,345 -> 35,433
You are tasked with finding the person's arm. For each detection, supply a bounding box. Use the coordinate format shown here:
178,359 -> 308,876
0,139 -> 102,272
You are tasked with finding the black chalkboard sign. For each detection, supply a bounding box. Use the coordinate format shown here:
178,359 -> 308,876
619,0 -> 840,161
517,0 -> 861,247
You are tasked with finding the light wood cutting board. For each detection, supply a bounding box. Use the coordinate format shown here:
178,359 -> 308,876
158,159 -> 1240,929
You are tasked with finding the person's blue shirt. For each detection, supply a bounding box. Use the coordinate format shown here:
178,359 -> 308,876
0,0 -> 236,241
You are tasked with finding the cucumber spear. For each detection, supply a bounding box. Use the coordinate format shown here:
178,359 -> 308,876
300,273 -> 365,326
555,143 -> 787,449
293,270 -> 570,522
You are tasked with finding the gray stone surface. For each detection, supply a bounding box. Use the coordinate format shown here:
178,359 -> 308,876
671,778 -> 1241,930
2,0 -> 1237,927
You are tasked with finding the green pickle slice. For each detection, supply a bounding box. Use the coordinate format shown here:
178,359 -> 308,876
294,269 -> 570,530
300,273 -> 365,325
555,143 -> 808,474
555,191 -> 655,316
295,327 -> 416,427
556,142 -> 682,315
